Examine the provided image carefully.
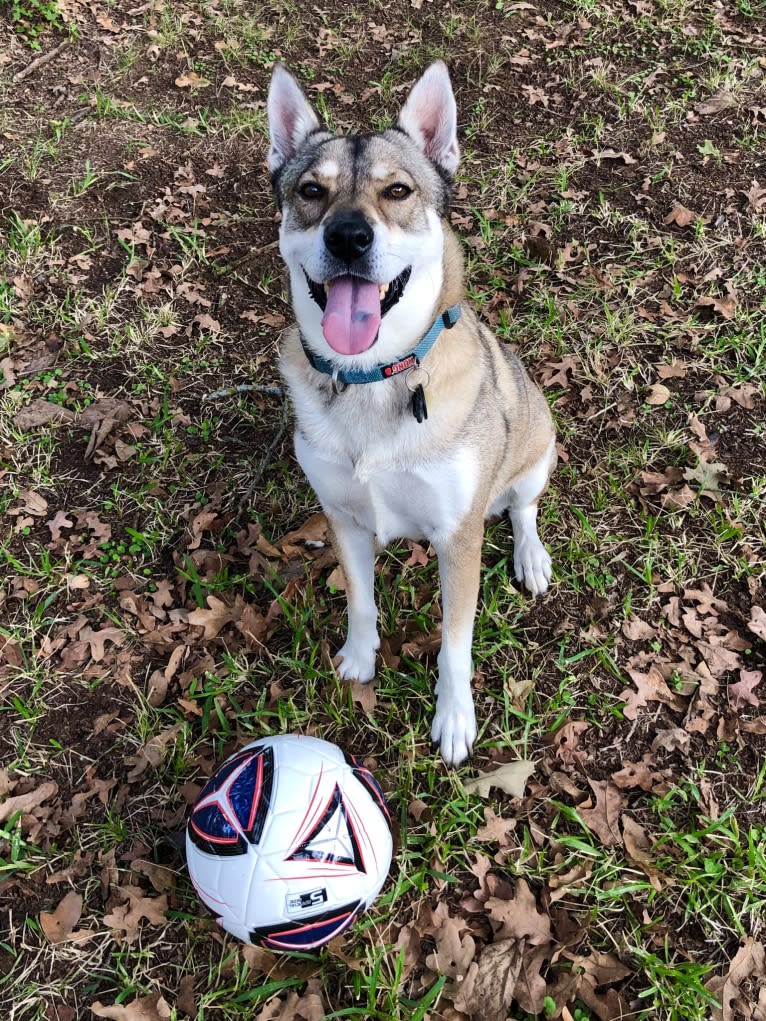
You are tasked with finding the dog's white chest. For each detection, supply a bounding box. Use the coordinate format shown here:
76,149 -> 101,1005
295,432 -> 478,545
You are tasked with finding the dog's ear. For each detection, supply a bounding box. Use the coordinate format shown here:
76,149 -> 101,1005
398,61 -> 460,176
267,64 -> 322,174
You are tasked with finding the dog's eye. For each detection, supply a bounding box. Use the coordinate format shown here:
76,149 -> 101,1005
299,182 -> 326,200
383,183 -> 412,201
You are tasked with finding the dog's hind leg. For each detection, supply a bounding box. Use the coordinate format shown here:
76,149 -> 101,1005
430,523 -> 483,765
327,513 -> 380,684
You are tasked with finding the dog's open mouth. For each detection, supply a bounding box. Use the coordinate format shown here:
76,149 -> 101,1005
304,267 -> 412,356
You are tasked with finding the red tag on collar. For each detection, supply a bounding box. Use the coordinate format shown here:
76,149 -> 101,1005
382,353 -> 418,378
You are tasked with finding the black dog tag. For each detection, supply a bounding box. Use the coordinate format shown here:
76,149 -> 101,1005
411,384 -> 428,423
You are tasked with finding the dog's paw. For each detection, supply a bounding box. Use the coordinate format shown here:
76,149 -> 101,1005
431,702 -> 477,766
514,537 -> 552,597
334,640 -> 377,684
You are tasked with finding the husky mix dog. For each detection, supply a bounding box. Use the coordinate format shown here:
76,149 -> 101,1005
267,62 -> 556,765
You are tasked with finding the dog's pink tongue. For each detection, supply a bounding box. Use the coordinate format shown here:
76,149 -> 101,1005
322,276 -> 381,355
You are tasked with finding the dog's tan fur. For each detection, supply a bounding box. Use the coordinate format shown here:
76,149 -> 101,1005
269,62 -> 556,764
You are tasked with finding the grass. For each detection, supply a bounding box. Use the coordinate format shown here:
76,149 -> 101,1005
1,0 -> 765,1019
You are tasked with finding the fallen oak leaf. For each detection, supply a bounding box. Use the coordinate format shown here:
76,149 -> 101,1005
79,625 -> 128,662
463,759 -> 536,799
47,510 -> 74,542
39,891 -> 84,944
347,679 -> 377,714
91,992 -> 172,1020
683,460 -> 729,496
729,669 -> 762,709
646,382 -> 671,406
452,940 -> 525,1021
13,399 -> 75,430
125,723 -> 183,781
485,878 -> 551,944
187,595 -> 236,639
621,616 -> 657,641
706,937 -> 766,1021
475,806 -> 517,845
619,666 -> 685,720
696,89 -> 737,115
696,294 -> 736,319
175,71 -> 210,89
579,779 -> 624,848
592,148 -> 637,164
664,203 -> 699,227
425,913 -> 476,981
254,979 -> 325,1021
0,781 -> 58,823
103,885 -> 169,944
748,606 -> 766,641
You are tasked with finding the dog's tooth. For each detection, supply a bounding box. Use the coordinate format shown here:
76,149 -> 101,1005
379,283 -> 390,300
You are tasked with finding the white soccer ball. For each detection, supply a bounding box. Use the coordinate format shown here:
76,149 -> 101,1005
185,734 -> 393,950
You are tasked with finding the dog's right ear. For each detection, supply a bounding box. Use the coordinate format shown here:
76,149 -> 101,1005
267,64 -> 322,175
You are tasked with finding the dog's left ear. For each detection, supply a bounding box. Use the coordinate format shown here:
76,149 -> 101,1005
398,61 -> 460,176
267,64 -> 322,174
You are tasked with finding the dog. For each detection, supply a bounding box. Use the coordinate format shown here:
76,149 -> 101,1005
267,61 -> 556,765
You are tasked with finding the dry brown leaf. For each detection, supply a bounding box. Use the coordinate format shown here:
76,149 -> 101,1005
0,781 -> 58,823
696,89 -> 737,115
621,616 -> 656,641
486,879 -> 551,944
664,203 -> 698,227
729,669 -> 762,709
683,460 -> 729,495
463,760 -> 536,799
79,625 -> 128,662
555,949 -> 634,1020
452,939 -> 525,1021
425,913 -> 477,981
126,723 -> 183,781
325,565 -> 347,591
187,595 -> 235,638
651,727 -> 690,754
348,679 -> 377,714
749,606 -> 766,640
47,510 -> 74,542
400,628 -> 442,659
657,360 -> 688,379
475,807 -> 517,845
620,666 -> 685,720
175,71 -> 210,89
646,382 -> 671,405
579,780 -> 624,847
91,993 -> 172,1021
592,148 -> 637,164
255,981 -> 325,1021
103,885 -> 168,944
696,294 -> 736,319
13,399 -> 75,430
39,892 -> 84,944
706,938 -> 766,1021
622,816 -> 664,892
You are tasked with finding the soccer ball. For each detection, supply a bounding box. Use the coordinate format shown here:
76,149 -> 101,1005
185,734 -> 393,951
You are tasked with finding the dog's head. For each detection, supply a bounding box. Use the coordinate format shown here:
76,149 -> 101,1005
267,62 -> 460,366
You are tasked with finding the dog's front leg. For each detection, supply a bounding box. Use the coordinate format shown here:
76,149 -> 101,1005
327,513 -> 380,684
430,524 -> 483,765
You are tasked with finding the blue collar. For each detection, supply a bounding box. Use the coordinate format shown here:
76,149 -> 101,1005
299,304 -> 462,388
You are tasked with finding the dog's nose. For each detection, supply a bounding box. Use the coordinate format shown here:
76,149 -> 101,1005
324,211 -> 374,263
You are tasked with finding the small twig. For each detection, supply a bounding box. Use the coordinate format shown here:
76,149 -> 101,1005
13,40 -> 70,83
204,383 -> 284,403
237,399 -> 292,513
